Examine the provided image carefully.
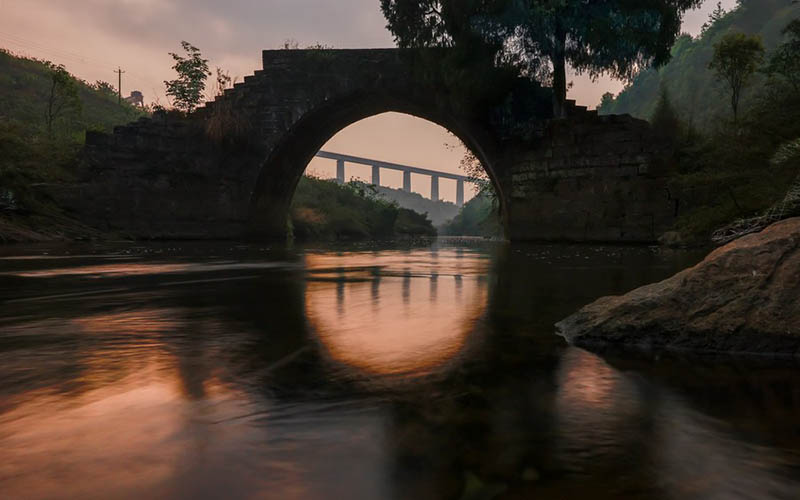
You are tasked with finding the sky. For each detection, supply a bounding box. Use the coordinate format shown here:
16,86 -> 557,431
0,0 -> 737,203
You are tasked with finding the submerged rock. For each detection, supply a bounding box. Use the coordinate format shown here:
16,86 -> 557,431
556,218 -> 800,357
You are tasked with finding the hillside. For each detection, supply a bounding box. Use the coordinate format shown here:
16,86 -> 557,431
439,193 -> 503,238
373,185 -> 460,227
0,49 -> 145,138
599,0 -> 800,126
599,0 -> 800,244
0,49 -> 146,241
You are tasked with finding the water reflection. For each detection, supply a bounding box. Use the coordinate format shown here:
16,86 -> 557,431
554,349 -> 647,476
0,243 -> 798,500
304,251 -> 488,378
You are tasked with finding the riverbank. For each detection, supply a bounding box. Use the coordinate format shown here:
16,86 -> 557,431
0,211 -> 103,244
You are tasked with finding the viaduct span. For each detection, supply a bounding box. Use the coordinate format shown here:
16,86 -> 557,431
59,48 -> 677,242
315,151 -> 474,206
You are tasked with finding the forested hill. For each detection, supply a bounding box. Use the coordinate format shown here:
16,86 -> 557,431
0,49 -> 144,138
374,185 -> 460,227
598,0 -> 800,126
0,49 -> 146,241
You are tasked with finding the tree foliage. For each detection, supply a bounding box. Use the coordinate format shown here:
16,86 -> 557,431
92,80 -> 117,99
598,0 -> 798,124
440,193 -> 502,237
380,0 -> 702,116
290,176 -> 436,240
651,86 -> 681,141
709,32 -> 765,121
44,63 -> 81,137
763,19 -> 800,92
701,1 -> 728,36
164,41 -> 211,113
504,0 -> 703,116
380,0 -> 517,112
213,68 -> 232,98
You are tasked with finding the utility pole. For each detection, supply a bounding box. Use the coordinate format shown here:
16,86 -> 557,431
115,67 -> 125,105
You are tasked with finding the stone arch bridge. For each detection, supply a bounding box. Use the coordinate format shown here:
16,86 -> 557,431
58,49 -> 677,242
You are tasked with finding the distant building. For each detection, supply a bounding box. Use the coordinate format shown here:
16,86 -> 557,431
124,90 -> 144,108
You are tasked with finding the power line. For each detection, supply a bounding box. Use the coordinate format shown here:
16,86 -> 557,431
0,30 -> 116,69
0,30 -> 164,100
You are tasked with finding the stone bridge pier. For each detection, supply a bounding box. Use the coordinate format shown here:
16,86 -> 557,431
57,48 -> 677,242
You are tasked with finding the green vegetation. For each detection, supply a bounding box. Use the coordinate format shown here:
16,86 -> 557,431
599,0 -> 799,124
440,193 -> 503,238
708,32 -> 765,121
441,144 -> 504,238
164,41 -> 211,113
372,185 -> 459,227
43,63 -> 82,137
290,176 -> 436,241
763,19 -> 800,92
0,49 -> 145,138
0,49 -> 145,241
600,0 -> 800,244
380,0 -> 701,116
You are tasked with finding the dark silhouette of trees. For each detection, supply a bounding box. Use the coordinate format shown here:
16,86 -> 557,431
709,32 -> 765,122
651,87 -> 681,141
164,41 -> 211,113
380,0 -> 702,117
764,19 -> 800,92
701,1 -> 728,36
44,63 -> 81,137
93,80 -> 117,99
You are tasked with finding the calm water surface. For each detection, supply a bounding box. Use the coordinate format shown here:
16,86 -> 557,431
0,241 -> 798,500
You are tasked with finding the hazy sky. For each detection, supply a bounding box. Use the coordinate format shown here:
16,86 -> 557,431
0,0 -> 736,202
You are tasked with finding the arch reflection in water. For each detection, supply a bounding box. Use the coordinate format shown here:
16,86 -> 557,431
304,250 -> 489,378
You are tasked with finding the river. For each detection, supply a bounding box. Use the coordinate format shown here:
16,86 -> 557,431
0,240 -> 798,499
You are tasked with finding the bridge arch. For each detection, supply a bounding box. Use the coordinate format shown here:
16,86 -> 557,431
247,89 -> 507,239
72,48 -> 675,243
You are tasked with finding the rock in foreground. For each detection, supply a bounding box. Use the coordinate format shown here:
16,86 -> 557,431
556,218 -> 800,357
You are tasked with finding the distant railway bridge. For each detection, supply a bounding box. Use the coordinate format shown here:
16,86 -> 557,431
315,151 -> 475,207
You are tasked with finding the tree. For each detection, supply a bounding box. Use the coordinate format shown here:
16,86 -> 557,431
213,68 -> 232,98
709,32 -> 765,122
650,86 -> 681,141
44,63 -> 81,137
504,0 -> 704,117
598,91 -> 615,111
763,19 -> 800,93
381,0 -> 702,117
700,1 -> 727,36
93,80 -> 117,99
164,41 -> 211,113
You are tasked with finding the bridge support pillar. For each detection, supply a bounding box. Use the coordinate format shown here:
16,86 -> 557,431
336,159 -> 345,184
372,165 -> 380,186
456,180 -> 465,207
403,170 -> 412,193
430,176 -> 439,202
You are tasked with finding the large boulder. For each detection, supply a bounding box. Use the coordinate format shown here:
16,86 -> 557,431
556,218 -> 800,357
